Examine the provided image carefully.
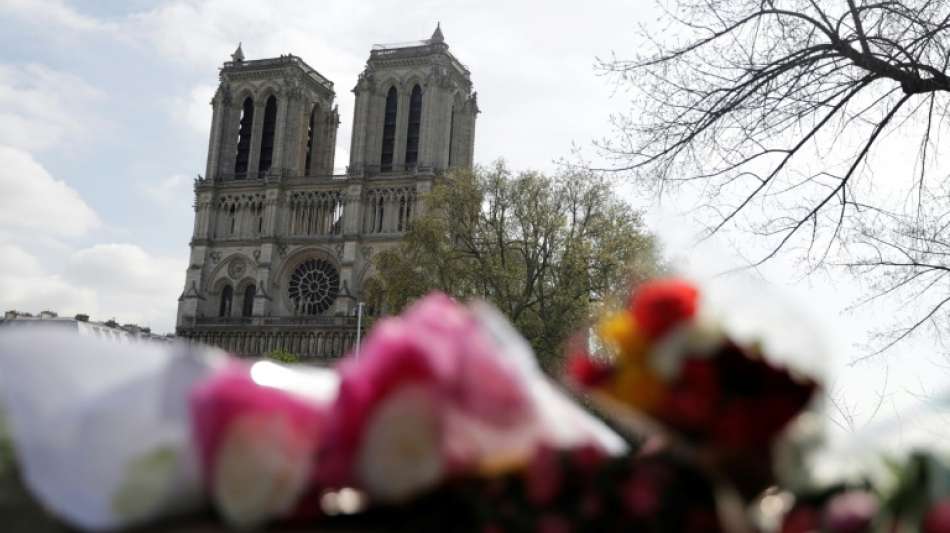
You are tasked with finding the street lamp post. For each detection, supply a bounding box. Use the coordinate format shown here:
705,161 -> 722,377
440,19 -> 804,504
355,301 -> 364,358
339,282 -> 365,358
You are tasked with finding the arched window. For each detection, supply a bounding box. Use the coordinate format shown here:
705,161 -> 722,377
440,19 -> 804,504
242,284 -> 255,317
448,104 -> 457,168
304,106 -> 317,175
376,196 -> 385,233
258,95 -> 278,175
405,85 -> 422,167
219,285 -> 233,317
234,97 -> 254,177
380,87 -> 397,172
229,204 -> 236,235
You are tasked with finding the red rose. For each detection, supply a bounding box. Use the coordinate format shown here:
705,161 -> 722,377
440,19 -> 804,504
566,354 -> 613,387
524,446 -> 564,507
659,358 -> 720,435
923,499 -> 950,533
782,505 -> 822,533
569,443 -> 607,477
630,278 -> 699,339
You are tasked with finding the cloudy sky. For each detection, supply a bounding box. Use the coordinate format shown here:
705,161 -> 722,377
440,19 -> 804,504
0,0 -> 945,443
0,0 -> 658,331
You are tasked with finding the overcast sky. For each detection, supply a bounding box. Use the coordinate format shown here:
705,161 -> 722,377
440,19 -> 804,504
1,0 -> 947,446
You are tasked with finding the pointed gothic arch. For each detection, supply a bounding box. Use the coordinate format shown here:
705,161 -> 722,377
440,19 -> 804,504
242,284 -> 256,317
234,97 -> 254,177
219,285 -> 233,317
380,86 -> 398,172
304,104 -> 319,175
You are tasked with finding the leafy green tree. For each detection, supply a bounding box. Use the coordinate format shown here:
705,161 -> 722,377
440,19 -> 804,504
375,161 -> 660,368
265,348 -> 300,364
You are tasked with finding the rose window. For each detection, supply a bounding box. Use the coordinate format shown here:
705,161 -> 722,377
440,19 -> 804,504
288,259 -> 340,315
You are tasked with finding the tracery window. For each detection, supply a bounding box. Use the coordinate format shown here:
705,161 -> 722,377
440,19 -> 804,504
234,97 -> 254,177
405,85 -> 422,167
258,95 -> 278,175
288,191 -> 344,236
288,259 -> 340,315
242,284 -> 255,317
380,87 -> 397,172
219,285 -> 233,317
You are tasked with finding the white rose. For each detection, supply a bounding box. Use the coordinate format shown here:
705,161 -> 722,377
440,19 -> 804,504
213,412 -> 312,529
356,384 -> 444,503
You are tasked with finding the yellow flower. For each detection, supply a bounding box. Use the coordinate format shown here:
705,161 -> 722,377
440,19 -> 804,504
609,365 -> 665,412
598,312 -> 648,365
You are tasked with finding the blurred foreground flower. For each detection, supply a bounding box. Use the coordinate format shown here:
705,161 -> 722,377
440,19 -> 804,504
320,293 -> 624,504
570,278 -> 818,458
0,328 -> 221,530
190,361 -> 336,528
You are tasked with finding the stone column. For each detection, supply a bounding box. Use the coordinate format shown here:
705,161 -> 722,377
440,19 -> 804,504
418,84 -> 434,170
393,84 -> 410,171
342,184 -> 363,236
205,90 -> 225,179
217,103 -> 240,180
274,88 -> 294,175
349,87 -> 370,175
247,99 -> 266,178
365,92 -> 384,174
322,106 -> 339,176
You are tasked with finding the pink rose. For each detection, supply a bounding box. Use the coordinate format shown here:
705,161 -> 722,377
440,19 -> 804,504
190,362 -> 329,528
319,293 -> 535,499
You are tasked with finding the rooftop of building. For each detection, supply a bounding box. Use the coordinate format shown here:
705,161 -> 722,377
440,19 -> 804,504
369,24 -> 469,76
221,49 -> 335,94
1,310 -> 172,340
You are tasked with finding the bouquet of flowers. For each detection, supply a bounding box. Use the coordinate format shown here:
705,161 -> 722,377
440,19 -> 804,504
0,293 -> 622,531
5,277 -> 950,532
567,279 -> 818,497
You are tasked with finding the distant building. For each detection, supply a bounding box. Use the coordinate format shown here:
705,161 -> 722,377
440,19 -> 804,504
1,311 -> 172,344
175,25 -> 478,360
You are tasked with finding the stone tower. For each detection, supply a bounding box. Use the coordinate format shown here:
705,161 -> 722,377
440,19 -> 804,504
176,26 -> 478,361
348,24 -> 478,176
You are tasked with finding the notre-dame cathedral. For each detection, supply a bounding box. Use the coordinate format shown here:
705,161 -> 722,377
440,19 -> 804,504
175,25 -> 478,359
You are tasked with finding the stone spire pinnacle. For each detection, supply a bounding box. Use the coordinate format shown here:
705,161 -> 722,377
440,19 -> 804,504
231,42 -> 244,62
430,22 -> 444,44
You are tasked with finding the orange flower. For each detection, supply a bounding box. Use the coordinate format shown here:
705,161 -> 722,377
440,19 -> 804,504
598,312 -> 648,365
609,365 -> 666,412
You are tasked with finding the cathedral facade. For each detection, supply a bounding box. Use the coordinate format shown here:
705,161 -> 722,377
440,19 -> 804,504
175,26 -> 478,359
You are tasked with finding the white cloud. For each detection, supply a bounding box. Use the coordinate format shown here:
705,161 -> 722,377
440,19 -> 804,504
173,84 -> 215,138
63,243 -> 186,332
0,242 -> 40,277
0,145 -> 100,238
140,174 -> 194,208
0,242 -> 184,333
0,0 -> 114,33
0,242 -> 96,316
0,64 -> 106,152
0,151 -> 181,332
